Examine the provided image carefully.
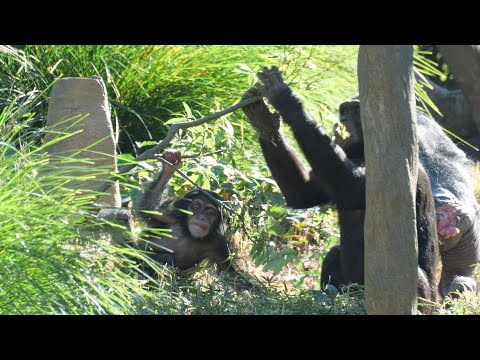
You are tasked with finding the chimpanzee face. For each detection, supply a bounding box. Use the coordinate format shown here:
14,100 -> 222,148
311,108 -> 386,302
186,195 -> 219,239
334,99 -> 364,160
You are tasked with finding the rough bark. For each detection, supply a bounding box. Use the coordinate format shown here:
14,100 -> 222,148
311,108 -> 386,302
436,45 -> 480,134
43,76 -> 121,208
359,45 -> 418,315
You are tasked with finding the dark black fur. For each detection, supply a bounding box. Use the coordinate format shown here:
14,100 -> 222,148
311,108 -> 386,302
137,186 -> 252,289
242,67 -> 440,307
336,97 -> 480,297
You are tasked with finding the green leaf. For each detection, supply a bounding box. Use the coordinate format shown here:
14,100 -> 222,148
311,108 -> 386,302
233,64 -> 252,73
137,170 -> 149,178
138,140 -> 158,147
269,205 -> 287,216
139,210 -> 163,215
117,153 -> 135,162
177,208 -> 193,215
267,223 -> 286,236
272,259 -> 284,275
221,182 -> 234,190
164,117 -> 186,125
182,102 -> 193,119
223,119 -> 234,137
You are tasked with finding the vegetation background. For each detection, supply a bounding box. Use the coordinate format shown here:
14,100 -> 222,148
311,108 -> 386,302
0,45 -> 478,314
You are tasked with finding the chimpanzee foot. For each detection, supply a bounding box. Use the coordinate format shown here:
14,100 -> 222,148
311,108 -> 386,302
445,276 -> 477,298
242,86 -> 280,138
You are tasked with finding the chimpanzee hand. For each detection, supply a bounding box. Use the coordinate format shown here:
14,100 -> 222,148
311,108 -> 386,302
241,87 -> 280,141
160,149 -> 182,178
256,66 -> 291,101
256,66 -> 303,125
162,149 -> 182,165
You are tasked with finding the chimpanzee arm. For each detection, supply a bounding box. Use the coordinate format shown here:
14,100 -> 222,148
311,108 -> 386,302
259,133 -> 332,208
242,88 -> 331,208
137,150 -> 181,224
257,67 -> 364,209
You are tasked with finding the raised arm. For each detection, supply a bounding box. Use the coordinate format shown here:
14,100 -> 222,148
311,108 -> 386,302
256,67 -> 365,210
242,88 -> 331,209
137,149 -> 182,224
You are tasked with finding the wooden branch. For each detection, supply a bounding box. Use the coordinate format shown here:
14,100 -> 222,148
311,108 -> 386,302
182,148 -> 224,159
96,95 -> 261,194
155,156 -> 230,211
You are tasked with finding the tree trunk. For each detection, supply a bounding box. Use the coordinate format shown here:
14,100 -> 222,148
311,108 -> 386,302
358,45 -> 418,315
436,45 -> 480,134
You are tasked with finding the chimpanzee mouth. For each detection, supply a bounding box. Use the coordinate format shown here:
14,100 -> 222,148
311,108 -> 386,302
191,222 -> 208,230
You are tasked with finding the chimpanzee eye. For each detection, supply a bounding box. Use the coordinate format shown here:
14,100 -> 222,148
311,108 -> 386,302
192,206 -> 200,212
206,209 -> 215,216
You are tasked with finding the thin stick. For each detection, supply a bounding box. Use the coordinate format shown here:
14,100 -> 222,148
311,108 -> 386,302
181,148 -> 224,159
156,156 -> 228,208
96,95 -> 261,193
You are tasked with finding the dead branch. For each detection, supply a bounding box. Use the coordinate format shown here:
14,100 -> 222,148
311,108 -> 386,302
182,148 -> 224,159
96,95 -> 261,194
155,156 -> 228,210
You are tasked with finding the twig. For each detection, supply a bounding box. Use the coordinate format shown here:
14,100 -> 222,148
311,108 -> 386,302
96,95 -> 261,194
156,156 -> 230,211
180,148 -> 225,159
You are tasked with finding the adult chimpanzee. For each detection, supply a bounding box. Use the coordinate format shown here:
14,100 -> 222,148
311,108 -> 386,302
242,66 -> 440,306
335,95 -> 480,298
135,150 -> 251,289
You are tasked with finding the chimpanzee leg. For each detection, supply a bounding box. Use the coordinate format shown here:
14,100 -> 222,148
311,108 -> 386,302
321,245 -> 344,290
154,252 -> 176,267
416,164 -> 440,304
417,268 -> 436,314
140,252 -> 175,279
435,199 -> 479,297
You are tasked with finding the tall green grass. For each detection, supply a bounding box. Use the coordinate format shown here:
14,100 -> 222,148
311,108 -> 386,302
10,45 -> 358,154
0,70 -> 163,314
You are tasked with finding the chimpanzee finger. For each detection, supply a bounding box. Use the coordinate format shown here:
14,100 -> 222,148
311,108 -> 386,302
242,86 -> 261,101
162,150 -> 173,162
174,151 -> 182,166
257,68 -> 272,88
256,83 -> 267,97
270,66 -> 285,84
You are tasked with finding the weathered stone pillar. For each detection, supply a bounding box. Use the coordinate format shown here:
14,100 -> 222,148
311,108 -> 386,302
44,76 -> 121,208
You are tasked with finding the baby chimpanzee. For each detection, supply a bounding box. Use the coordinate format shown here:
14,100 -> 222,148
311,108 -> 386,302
135,150 -> 251,289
